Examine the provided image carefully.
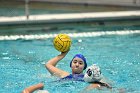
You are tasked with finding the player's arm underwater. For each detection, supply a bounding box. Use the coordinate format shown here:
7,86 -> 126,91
82,64 -> 112,91
86,81 -> 112,90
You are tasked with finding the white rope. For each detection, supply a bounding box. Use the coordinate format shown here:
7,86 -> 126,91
0,30 -> 140,41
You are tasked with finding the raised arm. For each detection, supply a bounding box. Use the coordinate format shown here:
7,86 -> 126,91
45,51 -> 70,78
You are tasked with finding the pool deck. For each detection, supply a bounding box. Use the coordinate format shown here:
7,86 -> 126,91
0,11 -> 140,26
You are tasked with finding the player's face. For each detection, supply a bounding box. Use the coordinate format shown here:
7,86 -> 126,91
71,57 -> 85,74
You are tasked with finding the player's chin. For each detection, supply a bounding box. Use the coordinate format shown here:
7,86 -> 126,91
73,68 -> 83,74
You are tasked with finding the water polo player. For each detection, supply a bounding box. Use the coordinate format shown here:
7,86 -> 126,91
46,51 -> 87,80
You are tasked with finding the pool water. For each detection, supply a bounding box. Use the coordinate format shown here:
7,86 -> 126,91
0,31 -> 140,93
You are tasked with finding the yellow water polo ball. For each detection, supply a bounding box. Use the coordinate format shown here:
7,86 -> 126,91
53,34 -> 71,52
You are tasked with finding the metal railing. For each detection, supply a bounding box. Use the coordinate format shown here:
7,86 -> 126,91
27,0 -> 140,7
22,0 -> 140,20
25,0 -> 29,20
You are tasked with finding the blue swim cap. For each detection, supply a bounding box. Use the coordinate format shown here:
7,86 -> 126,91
70,54 -> 87,70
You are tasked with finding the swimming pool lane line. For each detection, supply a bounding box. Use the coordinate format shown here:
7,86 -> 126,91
0,11 -> 140,25
0,30 -> 140,41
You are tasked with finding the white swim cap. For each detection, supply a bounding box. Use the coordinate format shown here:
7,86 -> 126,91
36,90 -> 49,93
84,64 -> 102,83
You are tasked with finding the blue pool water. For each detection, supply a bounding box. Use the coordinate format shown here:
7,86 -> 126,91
0,30 -> 140,93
